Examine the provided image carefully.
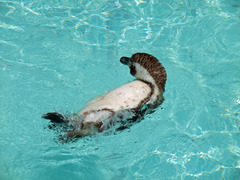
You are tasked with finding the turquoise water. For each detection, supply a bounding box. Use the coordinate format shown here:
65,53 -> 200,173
0,0 -> 240,179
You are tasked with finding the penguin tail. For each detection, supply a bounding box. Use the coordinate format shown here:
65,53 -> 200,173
42,112 -> 66,124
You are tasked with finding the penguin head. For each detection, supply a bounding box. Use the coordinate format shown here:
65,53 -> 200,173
120,56 -> 136,76
120,53 -> 167,91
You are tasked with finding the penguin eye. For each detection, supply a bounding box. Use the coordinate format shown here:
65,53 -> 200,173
129,58 -> 133,66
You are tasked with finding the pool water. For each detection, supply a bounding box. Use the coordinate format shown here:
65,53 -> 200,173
0,0 -> 240,179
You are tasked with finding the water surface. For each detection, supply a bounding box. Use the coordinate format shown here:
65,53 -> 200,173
0,0 -> 240,179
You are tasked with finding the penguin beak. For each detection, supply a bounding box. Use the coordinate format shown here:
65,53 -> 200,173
120,57 -> 131,66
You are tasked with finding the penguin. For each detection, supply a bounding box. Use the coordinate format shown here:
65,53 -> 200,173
43,53 -> 167,139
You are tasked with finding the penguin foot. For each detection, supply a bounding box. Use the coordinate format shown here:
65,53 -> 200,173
42,112 -> 66,124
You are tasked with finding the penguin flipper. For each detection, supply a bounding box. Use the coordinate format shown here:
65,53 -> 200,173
42,112 -> 66,123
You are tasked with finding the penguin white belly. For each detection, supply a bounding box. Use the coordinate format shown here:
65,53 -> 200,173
78,80 -> 152,123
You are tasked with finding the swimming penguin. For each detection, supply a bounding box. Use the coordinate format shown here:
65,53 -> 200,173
43,53 -> 167,139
